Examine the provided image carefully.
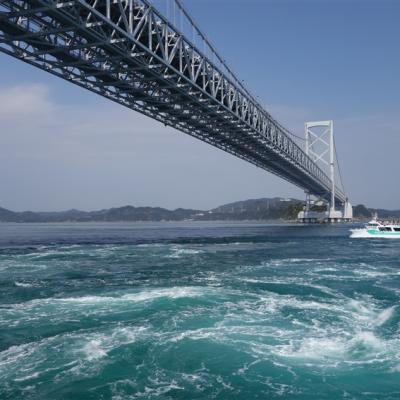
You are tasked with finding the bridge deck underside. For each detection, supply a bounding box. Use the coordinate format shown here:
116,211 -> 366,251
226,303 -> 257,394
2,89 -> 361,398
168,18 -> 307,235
0,0 -> 346,204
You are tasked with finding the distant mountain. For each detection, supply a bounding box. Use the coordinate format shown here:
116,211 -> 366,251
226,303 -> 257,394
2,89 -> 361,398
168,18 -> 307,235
353,204 -> 371,219
201,198 -> 304,221
0,205 -> 202,223
0,198 -> 302,222
0,207 -> 18,222
0,199 -> 398,222
353,204 -> 400,219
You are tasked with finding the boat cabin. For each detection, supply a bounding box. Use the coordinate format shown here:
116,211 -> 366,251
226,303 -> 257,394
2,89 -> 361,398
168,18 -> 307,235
366,219 -> 400,232
378,226 -> 400,232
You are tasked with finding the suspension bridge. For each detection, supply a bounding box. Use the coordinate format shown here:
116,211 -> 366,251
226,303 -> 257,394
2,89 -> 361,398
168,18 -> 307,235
0,0 -> 352,222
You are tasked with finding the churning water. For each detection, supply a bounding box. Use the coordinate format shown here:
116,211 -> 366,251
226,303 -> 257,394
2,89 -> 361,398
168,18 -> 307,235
0,222 -> 399,399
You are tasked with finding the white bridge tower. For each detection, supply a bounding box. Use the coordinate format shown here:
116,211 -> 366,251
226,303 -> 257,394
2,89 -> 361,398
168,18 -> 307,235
298,120 -> 353,223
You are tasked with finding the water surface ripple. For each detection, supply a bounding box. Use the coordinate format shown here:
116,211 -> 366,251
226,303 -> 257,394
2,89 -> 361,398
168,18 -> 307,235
0,222 -> 399,399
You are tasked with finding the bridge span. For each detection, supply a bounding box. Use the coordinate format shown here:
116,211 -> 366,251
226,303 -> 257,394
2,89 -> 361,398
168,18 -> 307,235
0,0 -> 351,219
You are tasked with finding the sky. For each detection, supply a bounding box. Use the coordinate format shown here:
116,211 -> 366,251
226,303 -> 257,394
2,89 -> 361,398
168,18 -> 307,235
0,0 -> 399,211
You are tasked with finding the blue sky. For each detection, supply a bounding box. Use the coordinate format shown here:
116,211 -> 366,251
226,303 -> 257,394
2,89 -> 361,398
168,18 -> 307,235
0,0 -> 399,211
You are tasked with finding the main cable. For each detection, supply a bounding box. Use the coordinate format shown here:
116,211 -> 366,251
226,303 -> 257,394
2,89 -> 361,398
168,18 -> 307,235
333,136 -> 346,196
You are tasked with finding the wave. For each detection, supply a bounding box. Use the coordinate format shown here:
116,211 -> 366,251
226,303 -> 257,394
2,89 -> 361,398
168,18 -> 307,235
273,330 -> 388,363
0,324 -> 148,383
166,247 -> 203,258
14,281 -> 34,288
1,290 -> 399,397
1,286 -> 213,317
375,306 -> 396,326
76,287 -> 197,303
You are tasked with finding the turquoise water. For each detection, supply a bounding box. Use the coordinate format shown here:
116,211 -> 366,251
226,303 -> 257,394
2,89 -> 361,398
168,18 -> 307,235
0,222 -> 399,399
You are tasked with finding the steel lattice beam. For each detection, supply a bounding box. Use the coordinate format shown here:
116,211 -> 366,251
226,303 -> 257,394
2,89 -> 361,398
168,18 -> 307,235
0,0 -> 346,203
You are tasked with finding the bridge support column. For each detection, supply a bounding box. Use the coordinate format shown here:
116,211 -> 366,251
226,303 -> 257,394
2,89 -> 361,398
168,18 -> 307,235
298,202 -> 353,223
298,198 -> 353,224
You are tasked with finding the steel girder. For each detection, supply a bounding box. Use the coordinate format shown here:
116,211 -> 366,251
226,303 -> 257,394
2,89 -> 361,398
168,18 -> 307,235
0,0 -> 346,204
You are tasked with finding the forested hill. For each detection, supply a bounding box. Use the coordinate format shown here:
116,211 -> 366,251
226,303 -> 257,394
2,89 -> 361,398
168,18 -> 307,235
0,199 -> 397,222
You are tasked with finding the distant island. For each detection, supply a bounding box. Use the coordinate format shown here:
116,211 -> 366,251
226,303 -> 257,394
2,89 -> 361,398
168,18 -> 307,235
0,198 -> 398,223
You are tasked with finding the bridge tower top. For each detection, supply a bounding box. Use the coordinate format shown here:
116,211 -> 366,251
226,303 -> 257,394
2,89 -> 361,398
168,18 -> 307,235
305,120 -> 336,210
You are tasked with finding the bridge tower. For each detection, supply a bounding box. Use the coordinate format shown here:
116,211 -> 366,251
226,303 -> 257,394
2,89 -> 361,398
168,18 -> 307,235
298,121 -> 353,223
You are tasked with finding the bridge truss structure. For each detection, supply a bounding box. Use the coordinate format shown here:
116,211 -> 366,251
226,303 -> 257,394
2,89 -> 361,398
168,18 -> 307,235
0,0 -> 347,205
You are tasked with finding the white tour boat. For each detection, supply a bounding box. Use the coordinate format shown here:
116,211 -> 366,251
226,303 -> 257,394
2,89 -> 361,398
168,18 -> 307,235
350,214 -> 400,238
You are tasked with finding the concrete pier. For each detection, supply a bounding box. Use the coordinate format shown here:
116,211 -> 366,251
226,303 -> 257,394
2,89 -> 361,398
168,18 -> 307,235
298,200 -> 353,224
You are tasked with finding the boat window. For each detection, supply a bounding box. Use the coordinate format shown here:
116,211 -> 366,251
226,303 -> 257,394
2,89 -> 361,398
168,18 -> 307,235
379,227 -> 392,232
394,228 -> 400,232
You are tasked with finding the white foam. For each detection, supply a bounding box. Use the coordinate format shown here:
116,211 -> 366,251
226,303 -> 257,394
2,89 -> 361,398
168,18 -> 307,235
281,337 -> 347,360
271,329 -> 389,364
0,343 -> 36,367
167,248 -> 203,258
137,243 -> 165,248
390,364 -> 400,372
314,267 -> 338,272
15,281 -> 33,288
0,324 -> 148,384
283,258 -> 325,263
345,300 -> 396,330
13,371 -> 40,382
355,270 -> 387,278
121,287 -> 202,302
82,339 -> 108,361
236,359 -> 261,375
347,299 -> 375,319
8,286 -> 206,310
349,331 -> 385,352
375,306 -> 395,326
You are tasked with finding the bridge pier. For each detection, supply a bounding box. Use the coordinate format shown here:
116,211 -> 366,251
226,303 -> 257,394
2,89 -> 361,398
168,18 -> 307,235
298,198 -> 353,224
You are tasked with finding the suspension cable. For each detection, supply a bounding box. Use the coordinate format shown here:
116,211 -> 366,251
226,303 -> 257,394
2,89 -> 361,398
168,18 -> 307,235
333,136 -> 346,195
169,2 -> 312,153
286,131 -> 306,141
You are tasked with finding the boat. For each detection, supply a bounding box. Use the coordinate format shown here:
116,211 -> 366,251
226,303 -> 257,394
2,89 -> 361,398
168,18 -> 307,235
350,214 -> 400,238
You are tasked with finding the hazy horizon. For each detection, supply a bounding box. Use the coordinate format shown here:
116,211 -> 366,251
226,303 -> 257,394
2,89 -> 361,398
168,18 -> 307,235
1,197 -> 398,214
0,195 -> 299,213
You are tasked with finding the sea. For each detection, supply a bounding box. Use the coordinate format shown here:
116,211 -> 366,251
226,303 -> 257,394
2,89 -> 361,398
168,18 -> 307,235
0,222 -> 399,400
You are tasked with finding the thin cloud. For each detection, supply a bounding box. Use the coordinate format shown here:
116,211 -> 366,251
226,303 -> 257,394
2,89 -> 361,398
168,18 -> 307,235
0,84 -> 55,118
